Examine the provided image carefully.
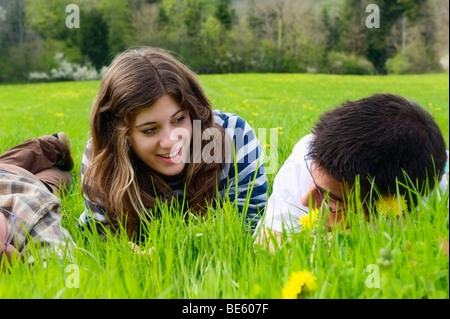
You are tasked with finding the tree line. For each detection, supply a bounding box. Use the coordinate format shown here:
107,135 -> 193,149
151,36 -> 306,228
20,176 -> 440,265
0,0 -> 448,83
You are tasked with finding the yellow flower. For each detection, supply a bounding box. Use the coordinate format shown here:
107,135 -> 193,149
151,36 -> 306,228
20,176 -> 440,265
282,271 -> 317,299
298,209 -> 319,231
54,113 -> 64,117
375,194 -> 407,218
251,284 -> 261,297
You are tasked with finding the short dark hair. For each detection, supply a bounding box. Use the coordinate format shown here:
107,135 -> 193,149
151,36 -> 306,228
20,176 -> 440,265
308,93 -> 447,197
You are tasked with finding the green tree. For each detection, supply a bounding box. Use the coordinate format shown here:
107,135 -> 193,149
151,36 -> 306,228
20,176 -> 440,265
1,0 -> 26,48
79,9 -> 110,70
183,0 -> 203,37
97,0 -> 132,56
321,5 -> 341,53
340,0 -> 426,73
24,0 -> 68,40
158,6 -> 169,28
214,0 -> 234,30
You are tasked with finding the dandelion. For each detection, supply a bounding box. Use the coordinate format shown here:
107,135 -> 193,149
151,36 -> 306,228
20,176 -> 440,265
264,144 -> 270,148
298,208 -> 319,231
282,271 -> 317,299
252,112 -> 259,116
251,284 -> 261,297
375,194 -> 407,218
54,113 -> 64,117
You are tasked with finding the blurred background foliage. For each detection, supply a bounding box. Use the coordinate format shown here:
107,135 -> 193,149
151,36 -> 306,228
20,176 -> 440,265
0,0 -> 448,83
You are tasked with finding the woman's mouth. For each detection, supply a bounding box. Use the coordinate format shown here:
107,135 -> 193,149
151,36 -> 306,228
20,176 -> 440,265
158,148 -> 183,163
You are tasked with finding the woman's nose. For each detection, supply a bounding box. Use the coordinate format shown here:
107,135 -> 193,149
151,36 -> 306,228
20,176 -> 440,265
159,127 -> 179,149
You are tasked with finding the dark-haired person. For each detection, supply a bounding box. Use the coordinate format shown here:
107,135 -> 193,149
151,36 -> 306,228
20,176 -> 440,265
255,94 -> 448,250
1,133 -> 75,265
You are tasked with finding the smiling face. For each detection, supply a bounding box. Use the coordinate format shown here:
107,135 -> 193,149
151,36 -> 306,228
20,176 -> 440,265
128,94 -> 193,177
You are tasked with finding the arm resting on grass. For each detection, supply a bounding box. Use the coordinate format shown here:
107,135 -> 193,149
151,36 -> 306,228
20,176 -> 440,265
253,226 -> 290,253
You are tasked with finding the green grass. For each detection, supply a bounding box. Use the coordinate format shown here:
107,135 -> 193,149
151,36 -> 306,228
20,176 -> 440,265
0,73 -> 448,299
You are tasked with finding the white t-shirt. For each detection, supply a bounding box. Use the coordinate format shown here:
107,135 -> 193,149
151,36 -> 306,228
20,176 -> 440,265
258,134 -> 449,235
257,134 -> 314,234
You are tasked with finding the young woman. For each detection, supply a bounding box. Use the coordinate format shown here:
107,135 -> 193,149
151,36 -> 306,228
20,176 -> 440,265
79,48 -> 267,239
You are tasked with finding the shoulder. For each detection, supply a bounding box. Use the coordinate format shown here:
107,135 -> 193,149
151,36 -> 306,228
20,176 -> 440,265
258,135 -> 314,233
275,134 -> 313,182
271,134 -> 314,197
213,110 -> 258,156
213,110 -> 251,132
288,134 -> 314,162
83,138 -> 93,156
81,138 -> 93,175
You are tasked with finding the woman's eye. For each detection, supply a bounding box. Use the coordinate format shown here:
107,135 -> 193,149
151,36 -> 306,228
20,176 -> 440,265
142,128 -> 156,134
175,116 -> 185,124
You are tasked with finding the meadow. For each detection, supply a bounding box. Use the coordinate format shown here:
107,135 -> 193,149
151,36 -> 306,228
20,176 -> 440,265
0,73 -> 448,299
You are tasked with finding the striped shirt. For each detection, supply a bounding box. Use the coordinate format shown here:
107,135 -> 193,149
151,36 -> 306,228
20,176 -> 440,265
79,110 -> 268,233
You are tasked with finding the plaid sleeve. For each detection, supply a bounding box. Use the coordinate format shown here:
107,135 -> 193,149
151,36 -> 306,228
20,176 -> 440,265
0,174 -> 74,263
21,203 -> 74,264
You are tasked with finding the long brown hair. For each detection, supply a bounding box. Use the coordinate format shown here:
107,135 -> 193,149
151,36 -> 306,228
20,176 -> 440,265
82,47 -> 226,238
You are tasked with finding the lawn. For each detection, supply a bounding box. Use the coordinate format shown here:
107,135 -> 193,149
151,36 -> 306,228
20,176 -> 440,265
0,73 -> 448,299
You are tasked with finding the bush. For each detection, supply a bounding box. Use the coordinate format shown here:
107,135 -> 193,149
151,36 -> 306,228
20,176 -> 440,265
28,53 -> 107,82
385,54 -> 411,74
386,41 -> 441,74
326,52 -> 375,75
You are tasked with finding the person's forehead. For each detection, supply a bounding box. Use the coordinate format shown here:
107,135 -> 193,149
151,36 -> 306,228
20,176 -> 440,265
135,97 -> 183,121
